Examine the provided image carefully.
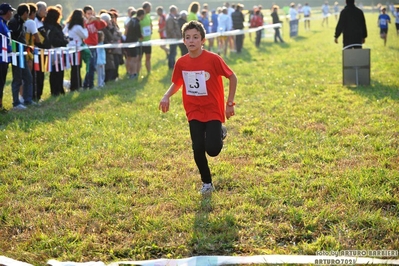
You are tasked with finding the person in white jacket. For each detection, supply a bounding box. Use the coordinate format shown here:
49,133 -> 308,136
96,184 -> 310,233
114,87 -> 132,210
217,7 -> 231,56
63,9 -> 88,91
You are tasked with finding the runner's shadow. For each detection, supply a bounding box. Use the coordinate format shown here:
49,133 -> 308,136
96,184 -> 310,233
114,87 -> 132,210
190,194 -> 238,257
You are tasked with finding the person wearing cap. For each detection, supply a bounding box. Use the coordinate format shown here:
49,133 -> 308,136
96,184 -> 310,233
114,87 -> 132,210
250,8 -> 263,47
333,2 -> 340,20
231,4 -> 245,53
378,7 -> 391,46
334,0 -> 367,48
0,2 -> 14,112
271,5 -> 285,43
8,3 -> 35,110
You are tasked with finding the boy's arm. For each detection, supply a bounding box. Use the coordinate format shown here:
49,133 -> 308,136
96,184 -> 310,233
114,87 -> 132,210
226,73 -> 237,119
159,83 -> 180,113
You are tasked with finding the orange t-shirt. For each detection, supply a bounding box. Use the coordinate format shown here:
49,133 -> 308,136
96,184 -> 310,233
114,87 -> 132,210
172,50 -> 234,123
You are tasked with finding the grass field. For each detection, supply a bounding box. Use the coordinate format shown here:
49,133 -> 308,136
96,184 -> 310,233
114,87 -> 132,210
1,13 -> 399,265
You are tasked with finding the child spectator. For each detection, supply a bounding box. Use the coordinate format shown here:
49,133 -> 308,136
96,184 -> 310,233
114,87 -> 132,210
96,31 -> 106,88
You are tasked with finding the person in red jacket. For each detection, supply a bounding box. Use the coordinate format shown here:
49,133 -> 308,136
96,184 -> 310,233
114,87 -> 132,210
250,8 -> 264,47
83,5 -> 106,89
159,21 -> 237,195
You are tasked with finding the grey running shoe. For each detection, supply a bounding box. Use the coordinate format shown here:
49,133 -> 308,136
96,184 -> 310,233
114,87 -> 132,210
200,183 -> 215,194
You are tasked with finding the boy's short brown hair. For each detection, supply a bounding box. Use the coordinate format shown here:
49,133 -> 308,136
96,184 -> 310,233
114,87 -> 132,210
182,20 -> 206,39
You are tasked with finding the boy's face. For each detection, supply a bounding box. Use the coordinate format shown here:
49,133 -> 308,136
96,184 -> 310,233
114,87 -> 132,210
183,28 -> 205,52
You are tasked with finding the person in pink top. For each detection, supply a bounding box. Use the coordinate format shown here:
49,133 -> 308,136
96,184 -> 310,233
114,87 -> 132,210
82,5 -> 106,89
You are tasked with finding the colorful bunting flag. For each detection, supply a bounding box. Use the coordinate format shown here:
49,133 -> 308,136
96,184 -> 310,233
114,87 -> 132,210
60,49 -> 64,71
40,49 -> 44,71
1,35 -> 8,63
54,49 -> 58,72
11,40 -> 17,66
18,43 -> 24,68
47,49 -> 51,72
33,48 -> 40,71
65,49 -> 70,69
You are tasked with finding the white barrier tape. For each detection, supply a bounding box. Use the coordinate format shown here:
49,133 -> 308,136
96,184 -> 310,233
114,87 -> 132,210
0,256 -> 34,266
92,23 -> 282,49
0,23 -> 281,57
2,255 -> 399,266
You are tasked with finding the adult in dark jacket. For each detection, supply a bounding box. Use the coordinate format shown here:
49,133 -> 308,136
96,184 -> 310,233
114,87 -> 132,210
8,4 -> 35,108
271,6 -> 284,43
231,4 -> 245,53
43,6 -> 68,96
334,0 -> 367,48
177,11 -> 188,56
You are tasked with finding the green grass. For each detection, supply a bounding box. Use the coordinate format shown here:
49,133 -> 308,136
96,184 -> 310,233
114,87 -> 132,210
1,13 -> 399,265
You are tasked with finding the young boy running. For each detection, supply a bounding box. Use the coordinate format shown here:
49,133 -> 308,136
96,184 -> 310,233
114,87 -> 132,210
159,20 -> 237,194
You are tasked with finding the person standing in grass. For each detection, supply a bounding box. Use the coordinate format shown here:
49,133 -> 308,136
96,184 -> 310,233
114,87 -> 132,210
139,2 -> 153,75
271,5 -> 284,43
334,0 -> 367,49
394,7 -> 399,35
125,8 -> 144,79
157,6 -> 170,59
165,5 -> 181,70
378,7 -> 391,46
0,3 -> 14,113
187,2 -> 200,22
250,8 -> 264,48
96,31 -> 106,88
83,5 -> 107,89
302,3 -> 311,30
159,20 -> 237,195
8,4 -> 32,110
63,9 -> 88,91
321,1 -> 330,27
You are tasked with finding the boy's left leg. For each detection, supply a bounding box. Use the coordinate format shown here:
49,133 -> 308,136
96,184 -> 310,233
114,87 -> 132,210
205,120 -> 224,157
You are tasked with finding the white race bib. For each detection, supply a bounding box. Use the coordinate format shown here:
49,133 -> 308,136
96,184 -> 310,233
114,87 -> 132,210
142,26 -> 151,37
183,71 -> 208,96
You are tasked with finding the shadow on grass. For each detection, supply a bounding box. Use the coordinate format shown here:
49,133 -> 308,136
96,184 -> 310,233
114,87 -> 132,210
0,74 -> 146,130
190,194 -> 238,257
289,36 -> 308,42
346,80 -> 399,101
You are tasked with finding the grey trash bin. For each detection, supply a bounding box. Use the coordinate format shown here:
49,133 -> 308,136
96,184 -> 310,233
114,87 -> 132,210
342,44 -> 370,86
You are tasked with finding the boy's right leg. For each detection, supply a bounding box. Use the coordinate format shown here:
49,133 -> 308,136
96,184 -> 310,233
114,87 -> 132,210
189,120 -> 212,184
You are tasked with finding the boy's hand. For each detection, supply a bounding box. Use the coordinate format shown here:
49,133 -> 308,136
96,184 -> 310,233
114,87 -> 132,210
226,106 -> 235,119
159,96 -> 170,113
